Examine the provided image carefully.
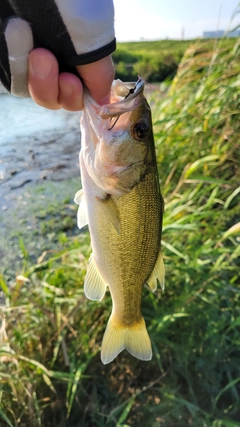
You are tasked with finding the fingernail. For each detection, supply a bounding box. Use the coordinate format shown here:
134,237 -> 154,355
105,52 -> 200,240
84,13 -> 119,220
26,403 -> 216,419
29,54 -> 53,78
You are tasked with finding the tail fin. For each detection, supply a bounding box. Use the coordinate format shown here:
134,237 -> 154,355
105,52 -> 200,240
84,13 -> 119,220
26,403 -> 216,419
101,315 -> 152,364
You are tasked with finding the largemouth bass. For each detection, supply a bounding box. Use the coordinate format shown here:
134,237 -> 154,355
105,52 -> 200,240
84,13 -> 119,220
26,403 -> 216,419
75,78 -> 164,364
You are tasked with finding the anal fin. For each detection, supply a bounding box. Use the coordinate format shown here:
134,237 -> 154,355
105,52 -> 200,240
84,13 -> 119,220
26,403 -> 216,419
84,255 -> 107,301
147,251 -> 165,292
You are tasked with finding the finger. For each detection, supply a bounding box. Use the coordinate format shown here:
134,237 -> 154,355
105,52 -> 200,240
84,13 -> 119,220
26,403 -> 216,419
58,72 -> 84,111
77,55 -> 114,105
28,48 -> 61,110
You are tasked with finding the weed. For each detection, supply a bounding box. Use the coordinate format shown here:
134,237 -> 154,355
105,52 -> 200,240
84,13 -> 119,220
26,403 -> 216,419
0,36 -> 239,426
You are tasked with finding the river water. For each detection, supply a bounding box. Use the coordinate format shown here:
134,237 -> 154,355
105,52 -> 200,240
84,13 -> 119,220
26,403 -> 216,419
0,93 -> 81,195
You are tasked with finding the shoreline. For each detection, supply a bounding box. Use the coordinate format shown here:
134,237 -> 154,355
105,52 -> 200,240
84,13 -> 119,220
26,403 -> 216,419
0,177 -> 82,282
0,98 -> 82,281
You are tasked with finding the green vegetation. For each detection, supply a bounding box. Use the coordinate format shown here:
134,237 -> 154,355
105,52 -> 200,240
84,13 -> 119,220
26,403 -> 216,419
0,36 -> 240,426
113,38 -> 238,83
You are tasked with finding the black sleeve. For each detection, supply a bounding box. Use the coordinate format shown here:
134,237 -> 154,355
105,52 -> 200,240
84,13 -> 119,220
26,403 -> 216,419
0,0 -> 116,96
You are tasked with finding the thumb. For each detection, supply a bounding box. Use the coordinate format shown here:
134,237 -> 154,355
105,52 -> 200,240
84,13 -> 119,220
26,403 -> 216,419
0,17 -> 33,97
76,55 -> 114,105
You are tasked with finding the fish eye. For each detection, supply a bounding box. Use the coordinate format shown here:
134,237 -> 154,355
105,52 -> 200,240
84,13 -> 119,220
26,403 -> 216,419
132,122 -> 149,140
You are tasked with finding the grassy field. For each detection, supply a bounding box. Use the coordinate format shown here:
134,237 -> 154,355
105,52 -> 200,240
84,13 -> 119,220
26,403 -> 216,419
0,36 -> 240,426
113,38 -> 237,82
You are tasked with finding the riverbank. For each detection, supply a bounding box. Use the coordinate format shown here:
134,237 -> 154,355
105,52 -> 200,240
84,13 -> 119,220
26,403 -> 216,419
0,178 -> 82,282
0,95 -> 81,280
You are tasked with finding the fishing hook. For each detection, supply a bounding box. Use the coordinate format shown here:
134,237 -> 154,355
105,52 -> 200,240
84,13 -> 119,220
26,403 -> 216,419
108,81 -> 139,130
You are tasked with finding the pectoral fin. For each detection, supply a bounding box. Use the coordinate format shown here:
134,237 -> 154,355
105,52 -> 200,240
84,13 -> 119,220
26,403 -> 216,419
74,189 -> 88,229
84,255 -> 107,301
96,195 -> 120,234
147,251 -> 165,292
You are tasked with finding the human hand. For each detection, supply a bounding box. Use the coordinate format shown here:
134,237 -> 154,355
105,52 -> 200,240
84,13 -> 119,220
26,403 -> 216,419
28,48 -> 115,111
0,0 -> 115,110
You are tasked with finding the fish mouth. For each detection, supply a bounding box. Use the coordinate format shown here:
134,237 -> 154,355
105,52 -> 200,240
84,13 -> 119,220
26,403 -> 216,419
98,78 -> 145,120
123,78 -> 145,98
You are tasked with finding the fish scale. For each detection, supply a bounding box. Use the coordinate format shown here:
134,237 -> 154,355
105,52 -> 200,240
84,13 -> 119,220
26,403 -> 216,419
75,78 -> 165,364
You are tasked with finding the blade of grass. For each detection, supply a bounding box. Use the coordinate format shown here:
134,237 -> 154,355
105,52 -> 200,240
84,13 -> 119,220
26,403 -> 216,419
0,409 -> 14,427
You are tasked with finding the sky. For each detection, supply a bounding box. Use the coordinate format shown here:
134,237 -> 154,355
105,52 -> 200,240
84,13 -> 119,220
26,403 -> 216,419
114,0 -> 240,41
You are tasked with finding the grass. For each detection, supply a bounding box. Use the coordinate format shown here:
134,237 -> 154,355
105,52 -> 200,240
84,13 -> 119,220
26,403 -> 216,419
113,38 -> 237,82
0,35 -> 240,426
